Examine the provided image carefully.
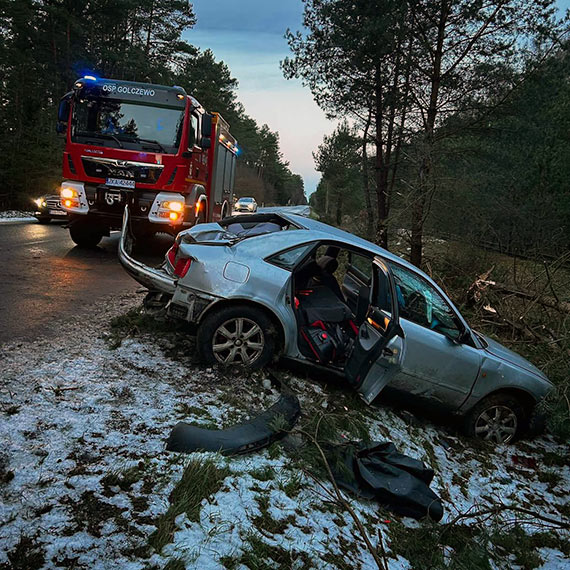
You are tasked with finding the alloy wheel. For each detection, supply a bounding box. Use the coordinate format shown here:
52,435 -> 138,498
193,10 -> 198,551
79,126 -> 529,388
212,317 -> 265,365
474,405 -> 518,443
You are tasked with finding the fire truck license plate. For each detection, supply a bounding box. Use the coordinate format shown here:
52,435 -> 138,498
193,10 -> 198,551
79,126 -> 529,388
106,178 -> 135,189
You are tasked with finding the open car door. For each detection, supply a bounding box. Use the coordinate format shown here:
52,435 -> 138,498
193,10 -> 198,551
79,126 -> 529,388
345,257 -> 404,404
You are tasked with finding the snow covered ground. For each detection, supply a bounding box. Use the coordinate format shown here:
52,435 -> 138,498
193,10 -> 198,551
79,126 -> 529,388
0,210 -> 37,223
0,292 -> 568,569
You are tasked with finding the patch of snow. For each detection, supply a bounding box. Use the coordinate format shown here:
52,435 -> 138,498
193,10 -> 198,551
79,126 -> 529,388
0,292 -> 568,569
0,209 -> 37,223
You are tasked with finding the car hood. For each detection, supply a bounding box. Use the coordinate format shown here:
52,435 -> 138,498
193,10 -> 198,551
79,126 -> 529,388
482,335 -> 548,380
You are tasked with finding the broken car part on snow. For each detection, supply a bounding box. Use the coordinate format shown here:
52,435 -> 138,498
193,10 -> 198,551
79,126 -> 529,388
166,376 -> 442,521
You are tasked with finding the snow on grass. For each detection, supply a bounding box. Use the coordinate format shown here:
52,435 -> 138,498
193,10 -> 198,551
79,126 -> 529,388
0,294 -> 568,569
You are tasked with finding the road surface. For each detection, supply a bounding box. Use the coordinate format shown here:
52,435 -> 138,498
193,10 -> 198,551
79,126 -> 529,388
0,220 -> 172,344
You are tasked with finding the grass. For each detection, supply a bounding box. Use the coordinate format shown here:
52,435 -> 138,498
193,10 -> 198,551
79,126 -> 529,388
277,473 -> 303,498
101,464 -> 144,492
251,493 -> 296,535
386,515 -> 568,570
236,531 -> 311,569
2,536 -> 46,570
148,457 -> 230,552
250,465 -> 276,482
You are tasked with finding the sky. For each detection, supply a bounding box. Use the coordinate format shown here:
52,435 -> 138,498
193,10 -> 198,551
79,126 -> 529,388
184,0 -> 334,197
185,0 -> 570,199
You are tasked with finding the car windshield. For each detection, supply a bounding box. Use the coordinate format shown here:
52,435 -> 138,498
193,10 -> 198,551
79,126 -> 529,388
72,98 -> 184,153
238,198 -> 253,203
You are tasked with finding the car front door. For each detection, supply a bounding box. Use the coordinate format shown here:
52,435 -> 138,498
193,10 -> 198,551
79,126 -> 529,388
388,263 -> 482,409
345,257 -> 405,404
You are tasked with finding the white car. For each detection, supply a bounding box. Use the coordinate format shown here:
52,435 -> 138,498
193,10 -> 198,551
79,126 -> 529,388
234,197 -> 257,213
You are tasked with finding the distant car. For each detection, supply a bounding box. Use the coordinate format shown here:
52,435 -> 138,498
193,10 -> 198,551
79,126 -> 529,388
33,195 -> 67,223
234,197 -> 257,213
119,209 -> 553,444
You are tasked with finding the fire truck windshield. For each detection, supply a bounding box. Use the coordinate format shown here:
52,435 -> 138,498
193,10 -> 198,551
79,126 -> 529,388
72,98 -> 184,153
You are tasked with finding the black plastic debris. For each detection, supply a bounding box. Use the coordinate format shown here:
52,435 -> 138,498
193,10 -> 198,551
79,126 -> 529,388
329,441 -> 444,521
166,389 -> 301,456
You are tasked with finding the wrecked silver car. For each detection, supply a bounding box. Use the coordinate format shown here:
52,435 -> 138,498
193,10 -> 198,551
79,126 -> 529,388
119,208 -> 553,443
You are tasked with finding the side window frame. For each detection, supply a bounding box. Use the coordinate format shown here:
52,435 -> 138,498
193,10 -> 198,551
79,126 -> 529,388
265,243 -> 316,271
347,250 -> 373,285
389,262 -> 462,337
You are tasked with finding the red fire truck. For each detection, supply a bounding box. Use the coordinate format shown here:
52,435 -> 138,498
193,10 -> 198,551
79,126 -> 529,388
57,76 -> 238,247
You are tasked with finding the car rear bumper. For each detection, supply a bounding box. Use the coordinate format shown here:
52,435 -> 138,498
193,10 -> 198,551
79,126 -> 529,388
118,206 -> 176,294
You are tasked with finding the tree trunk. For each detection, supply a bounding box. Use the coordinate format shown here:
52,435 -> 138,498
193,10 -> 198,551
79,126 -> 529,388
410,0 -> 449,267
362,110 -> 373,238
374,63 -> 388,248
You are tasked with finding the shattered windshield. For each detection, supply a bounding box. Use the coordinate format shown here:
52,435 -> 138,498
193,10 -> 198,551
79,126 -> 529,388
72,98 -> 184,153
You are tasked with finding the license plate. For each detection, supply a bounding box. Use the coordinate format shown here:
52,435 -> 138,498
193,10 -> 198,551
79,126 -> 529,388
106,178 -> 135,189
49,209 -> 66,215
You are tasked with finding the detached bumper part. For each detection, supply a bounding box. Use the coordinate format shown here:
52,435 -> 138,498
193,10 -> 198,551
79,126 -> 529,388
166,390 -> 301,456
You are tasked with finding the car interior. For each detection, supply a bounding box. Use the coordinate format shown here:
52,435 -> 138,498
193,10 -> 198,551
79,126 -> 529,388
292,244 -> 375,368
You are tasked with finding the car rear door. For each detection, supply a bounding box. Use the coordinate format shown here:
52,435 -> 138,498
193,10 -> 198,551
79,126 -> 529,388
344,257 -> 404,404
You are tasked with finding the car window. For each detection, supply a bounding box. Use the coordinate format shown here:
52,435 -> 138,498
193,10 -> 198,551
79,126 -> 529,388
267,244 -> 314,270
390,264 -> 461,338
348,251 -> 372,282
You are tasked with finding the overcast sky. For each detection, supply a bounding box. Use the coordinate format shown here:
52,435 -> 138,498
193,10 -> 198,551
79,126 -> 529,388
184,0 -> 333,197
185,0 -> 570,199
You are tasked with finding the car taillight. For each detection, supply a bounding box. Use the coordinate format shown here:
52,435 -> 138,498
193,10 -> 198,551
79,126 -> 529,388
174,257 -> 192,278
166,242 -> 192,278
167,242 -> 179,266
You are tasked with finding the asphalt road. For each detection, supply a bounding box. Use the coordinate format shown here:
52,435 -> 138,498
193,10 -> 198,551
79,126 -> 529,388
0,220 -> 173,345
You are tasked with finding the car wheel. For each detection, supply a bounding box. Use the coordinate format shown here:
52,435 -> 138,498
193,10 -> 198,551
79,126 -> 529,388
69,222 -> 104,248
464,394 -> 527,444
197,305 -> 275,369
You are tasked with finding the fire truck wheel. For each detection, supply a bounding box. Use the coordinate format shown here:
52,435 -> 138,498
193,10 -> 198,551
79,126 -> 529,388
69,222 -> 104,248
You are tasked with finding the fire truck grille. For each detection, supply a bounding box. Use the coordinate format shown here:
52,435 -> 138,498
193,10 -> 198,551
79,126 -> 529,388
81,157 -> 163,184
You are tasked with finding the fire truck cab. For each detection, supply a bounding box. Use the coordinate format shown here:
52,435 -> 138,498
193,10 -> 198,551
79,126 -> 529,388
57,76 -> 238,247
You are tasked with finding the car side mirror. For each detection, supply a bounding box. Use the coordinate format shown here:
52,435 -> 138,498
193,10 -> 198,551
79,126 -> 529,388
56,122 -> 66,134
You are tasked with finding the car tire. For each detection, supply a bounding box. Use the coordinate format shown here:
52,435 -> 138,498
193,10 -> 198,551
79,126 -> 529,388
69,222 -> 104,248
464,393 -> 527,444
197,305 -> 275,369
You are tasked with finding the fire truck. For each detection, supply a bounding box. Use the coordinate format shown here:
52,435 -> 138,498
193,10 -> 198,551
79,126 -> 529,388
56,76 -> 238,247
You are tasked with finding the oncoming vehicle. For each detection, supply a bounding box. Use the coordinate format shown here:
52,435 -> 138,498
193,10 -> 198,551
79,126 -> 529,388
56,76 -> 237,247
118,209 -> 553,444
234,197 -> 257,213
32,195 -> 67,223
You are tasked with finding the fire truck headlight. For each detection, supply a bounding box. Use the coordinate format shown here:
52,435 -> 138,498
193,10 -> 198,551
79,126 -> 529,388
164,200 -> 184,213
61,187 -> 78,199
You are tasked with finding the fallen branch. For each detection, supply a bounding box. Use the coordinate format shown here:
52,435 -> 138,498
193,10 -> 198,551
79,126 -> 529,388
444,503 -> 569,531
470,278 -> 570,315
299,417 -> 387,570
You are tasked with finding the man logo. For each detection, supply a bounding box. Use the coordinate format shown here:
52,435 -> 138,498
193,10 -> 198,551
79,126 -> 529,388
105,191 -> 122,206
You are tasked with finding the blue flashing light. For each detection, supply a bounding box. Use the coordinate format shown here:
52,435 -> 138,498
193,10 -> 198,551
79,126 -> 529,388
83,75 -> 97,81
